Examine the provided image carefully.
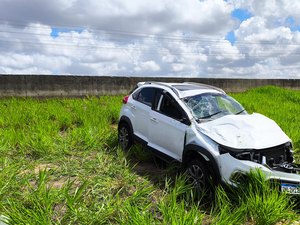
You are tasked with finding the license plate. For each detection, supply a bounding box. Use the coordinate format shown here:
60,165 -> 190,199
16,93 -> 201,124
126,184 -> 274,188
281,183 -> 300,194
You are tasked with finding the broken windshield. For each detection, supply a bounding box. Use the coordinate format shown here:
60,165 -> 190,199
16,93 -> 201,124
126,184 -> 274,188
183,93 -> 246,122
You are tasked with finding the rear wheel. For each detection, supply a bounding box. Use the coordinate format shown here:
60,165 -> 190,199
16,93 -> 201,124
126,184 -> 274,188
118,123 -> 133,150
186,159 -> 214,200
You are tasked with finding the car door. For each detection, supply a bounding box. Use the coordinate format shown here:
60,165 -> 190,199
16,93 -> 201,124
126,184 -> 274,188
130,87 -> 157,142
148,91 -> 189,161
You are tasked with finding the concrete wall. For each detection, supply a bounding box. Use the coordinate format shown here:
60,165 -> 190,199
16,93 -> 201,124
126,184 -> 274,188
0,75 -> 299,97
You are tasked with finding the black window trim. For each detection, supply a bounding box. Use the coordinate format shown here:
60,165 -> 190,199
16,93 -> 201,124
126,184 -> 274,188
154,91 -> 191,125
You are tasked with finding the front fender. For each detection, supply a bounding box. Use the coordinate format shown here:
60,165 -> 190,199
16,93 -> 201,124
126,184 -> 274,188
183,144 -> 221,182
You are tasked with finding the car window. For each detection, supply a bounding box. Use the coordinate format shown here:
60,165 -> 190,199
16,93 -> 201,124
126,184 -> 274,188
132,88 -> 140,100
159,93 -> 183,120
135,87 -> 156,107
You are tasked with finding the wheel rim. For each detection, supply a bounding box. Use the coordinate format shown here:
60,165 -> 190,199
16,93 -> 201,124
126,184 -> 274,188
188,164 -> 205,191
119,126 -> 129,149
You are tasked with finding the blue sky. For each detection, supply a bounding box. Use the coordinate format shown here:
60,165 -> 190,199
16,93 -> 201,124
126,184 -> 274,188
285,17 -> 300,32
0,0 -> 300,78
232,8 -> 253,22
51,28 -> 83,38
226,9 -> 253,44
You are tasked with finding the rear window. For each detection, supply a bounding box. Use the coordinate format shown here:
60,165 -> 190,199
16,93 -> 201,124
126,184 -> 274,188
133,87 -> 156,107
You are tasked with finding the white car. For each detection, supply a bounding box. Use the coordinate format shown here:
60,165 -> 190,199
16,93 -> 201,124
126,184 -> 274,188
118,81 -> 300,194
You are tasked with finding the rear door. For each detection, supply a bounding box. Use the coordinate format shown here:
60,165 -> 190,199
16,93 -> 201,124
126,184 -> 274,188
130,87 -> 158,142
148,91 -> 189,161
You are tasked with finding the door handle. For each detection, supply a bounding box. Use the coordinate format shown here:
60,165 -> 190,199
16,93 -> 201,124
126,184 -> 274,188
150,117 -> 157,122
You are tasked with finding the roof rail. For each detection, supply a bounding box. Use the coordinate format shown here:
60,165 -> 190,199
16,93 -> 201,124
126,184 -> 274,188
183,82 -> 226,94
140,81 -> 180,97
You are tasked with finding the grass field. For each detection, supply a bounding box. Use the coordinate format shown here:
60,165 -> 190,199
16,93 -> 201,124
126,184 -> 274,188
0,86 -> 300,224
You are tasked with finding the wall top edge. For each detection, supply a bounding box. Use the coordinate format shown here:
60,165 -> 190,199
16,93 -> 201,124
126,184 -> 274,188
0,75 -> 299,81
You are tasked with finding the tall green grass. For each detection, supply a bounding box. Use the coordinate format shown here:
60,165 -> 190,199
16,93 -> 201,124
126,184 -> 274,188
211,170 -> 296,225
0,86 -> 299,224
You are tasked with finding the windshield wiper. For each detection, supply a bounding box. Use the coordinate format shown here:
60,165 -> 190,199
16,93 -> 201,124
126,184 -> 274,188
235,109 -> 245,115
198,111 -> 223,120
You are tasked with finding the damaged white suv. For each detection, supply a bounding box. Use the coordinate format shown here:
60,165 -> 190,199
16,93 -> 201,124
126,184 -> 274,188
118,82 -> 300,194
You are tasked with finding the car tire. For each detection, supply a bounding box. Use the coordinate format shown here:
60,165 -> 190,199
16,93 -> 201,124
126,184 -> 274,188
186,159 -> 213,200
118,123 -> 133,151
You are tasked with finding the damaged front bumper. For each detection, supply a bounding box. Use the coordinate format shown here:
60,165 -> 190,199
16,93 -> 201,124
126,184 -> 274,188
218,152 -> 300,194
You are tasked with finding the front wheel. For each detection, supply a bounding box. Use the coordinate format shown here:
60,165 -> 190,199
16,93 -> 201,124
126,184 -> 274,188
186,159 -> 213,199
118,123 -> 133,150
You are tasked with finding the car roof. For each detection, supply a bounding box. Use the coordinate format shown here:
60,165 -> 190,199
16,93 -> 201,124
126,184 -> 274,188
137,81 -> 225,98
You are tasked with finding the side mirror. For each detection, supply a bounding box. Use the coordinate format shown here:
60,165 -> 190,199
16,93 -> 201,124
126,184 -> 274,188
180,116 -> 191,125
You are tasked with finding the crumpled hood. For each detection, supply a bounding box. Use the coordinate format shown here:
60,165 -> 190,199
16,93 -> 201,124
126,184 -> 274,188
197,113 -> 290,149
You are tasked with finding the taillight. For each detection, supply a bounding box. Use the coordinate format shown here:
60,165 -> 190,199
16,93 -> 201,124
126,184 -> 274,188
122,95 -> 129,104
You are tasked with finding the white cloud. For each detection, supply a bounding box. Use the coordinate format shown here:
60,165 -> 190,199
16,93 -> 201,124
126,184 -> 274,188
0,0 -> 300,78
135,61 -> 160,72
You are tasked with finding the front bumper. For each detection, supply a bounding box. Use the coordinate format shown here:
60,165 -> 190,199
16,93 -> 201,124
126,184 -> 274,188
218,153 -> 300,191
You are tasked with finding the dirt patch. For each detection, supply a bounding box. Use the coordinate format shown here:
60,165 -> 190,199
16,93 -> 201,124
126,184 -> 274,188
20,163 -> 81,190
50,178 -> 68,189
201,214 -> 212,225
20,163 -> 58,175
33,163 -> 58,174
52,203 -> 67,223
110,124 -> 118,130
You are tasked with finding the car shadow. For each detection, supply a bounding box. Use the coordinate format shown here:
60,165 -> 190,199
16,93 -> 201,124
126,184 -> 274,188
124,145 -> 181,188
